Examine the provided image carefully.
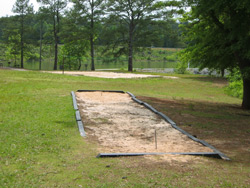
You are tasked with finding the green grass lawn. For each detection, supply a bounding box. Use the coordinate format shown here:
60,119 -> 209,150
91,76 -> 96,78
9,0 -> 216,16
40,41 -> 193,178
0,69 -> 249,187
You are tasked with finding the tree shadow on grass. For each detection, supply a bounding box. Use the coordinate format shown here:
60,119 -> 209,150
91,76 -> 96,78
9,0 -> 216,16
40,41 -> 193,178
138,96 -> 250,163
55,121 -> 76,128
181,75 -> 228,85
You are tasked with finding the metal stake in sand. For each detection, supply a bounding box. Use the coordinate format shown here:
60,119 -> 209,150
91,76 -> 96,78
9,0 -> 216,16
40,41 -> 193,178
155,129 -> 157,150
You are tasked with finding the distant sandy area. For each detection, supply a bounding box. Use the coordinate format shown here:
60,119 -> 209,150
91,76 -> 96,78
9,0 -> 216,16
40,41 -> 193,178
45,71 -> 178,79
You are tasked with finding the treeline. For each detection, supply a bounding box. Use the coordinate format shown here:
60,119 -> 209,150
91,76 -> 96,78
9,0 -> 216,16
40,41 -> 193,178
0,0 -> 185,71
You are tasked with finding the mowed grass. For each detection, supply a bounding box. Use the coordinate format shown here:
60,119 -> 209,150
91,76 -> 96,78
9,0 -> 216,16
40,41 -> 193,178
0,69 -> 249,187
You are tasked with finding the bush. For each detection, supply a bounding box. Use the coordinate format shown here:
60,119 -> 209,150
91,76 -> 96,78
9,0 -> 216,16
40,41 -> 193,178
175,62 -> 188,74
166,54 -> 177,61
225,69 -> 243,99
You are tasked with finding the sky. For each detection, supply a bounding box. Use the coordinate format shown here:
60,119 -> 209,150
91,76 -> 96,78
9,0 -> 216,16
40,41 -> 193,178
0,0 -> 40,17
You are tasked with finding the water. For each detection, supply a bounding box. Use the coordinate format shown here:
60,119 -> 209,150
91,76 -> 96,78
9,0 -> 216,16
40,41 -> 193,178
2,59 -> 224,77
19,59 -> 178,71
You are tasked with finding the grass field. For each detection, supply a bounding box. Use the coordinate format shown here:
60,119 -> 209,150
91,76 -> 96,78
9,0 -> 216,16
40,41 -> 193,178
0,69 -> 249,187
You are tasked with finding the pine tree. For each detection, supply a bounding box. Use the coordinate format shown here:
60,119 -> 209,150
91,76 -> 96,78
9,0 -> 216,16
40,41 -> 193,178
71,0 -> 105,71
37,0 -> 67,70
106,0 -> 164,71
12,0 -> 33,68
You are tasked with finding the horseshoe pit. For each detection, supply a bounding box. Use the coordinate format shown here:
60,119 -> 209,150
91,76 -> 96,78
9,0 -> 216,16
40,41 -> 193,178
73,90 -> 229,160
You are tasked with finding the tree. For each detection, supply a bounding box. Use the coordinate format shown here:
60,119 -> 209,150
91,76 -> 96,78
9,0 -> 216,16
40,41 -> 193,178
180,0 -> 250,109
5,31 -> 21,67
104,0 -> 182,71
1,15 -> 39,67
104,0 -> 161,71
142,20 -> 185,48
12,0 -> 33,68
60,40 -> 89,70
71,0 -> 105,71
37,0 -> 67,70
0,16 -> 18,43
60,9 -> 89,70
35,7 -> 51,70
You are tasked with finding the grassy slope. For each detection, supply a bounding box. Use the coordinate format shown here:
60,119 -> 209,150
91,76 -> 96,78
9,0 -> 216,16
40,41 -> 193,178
0,69 -> 249,187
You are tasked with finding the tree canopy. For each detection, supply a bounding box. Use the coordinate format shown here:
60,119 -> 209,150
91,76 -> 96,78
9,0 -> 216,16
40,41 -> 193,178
0,0 -> 184,71
37,0 -> 67,70
12,0 -> 34,68
71,0 -> 105,71
180,0 -> 250,109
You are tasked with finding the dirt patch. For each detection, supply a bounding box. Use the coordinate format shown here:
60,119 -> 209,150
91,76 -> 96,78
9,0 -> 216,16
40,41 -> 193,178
46,71 -> 162,79
75,91 -> 213,158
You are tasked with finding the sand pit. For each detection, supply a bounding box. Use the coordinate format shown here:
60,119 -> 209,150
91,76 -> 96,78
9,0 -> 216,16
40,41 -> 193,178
75,91 -> 213,155
47,71 -> 161,79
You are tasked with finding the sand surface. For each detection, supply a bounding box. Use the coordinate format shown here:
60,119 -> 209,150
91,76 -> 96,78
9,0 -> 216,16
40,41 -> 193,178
48,71 -> 161,78
75,91 -> 213,155
45,71 -> 179,79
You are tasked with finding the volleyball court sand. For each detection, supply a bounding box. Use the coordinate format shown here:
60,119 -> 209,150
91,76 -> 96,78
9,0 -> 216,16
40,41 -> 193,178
48,71 -> 161,78
75,91 -> 213,158
47,71 -> 179,79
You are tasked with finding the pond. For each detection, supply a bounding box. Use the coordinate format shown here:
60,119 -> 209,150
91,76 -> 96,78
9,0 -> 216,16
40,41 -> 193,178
18,59 -> 179,70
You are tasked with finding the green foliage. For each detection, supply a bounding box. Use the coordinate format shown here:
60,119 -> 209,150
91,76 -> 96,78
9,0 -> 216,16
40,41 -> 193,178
226,69 -> 243,99
38,0 -> 67,70
70,0 -> 105,70
102,0 -> 177,71
5,32 -> 40,63
175,61 -> 188,74
59,9 -> 90,70
12,0 -> 34,68
25,48 -> 40,61
5,32 -> 21,63
0,1 -> 185,71
166,54 -> 177,62
59,43 -> 88,71
180,0 -> 250,70
180,0 -> 250,108
12,0 -> 33,14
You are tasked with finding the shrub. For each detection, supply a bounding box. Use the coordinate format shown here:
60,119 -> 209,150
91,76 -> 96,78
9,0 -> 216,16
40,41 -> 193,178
175,62 -> 188,74
225,69 -> 243,99
166,54 -> 177,61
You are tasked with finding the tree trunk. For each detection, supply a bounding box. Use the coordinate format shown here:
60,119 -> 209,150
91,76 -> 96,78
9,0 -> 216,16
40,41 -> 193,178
242,78 -> 250,109
54,37 -> 58,70
90,3 -> 95,71
20,15 -> 24,68
39,21 -> 43,70
69,56 -> 71,70
221,69 -> 225,77
128,22 -> 134,72
90,35 -> 95,71
21,38 -> 24,68
238,58 -> 250,110
53,14 -> 58,70
78,59 -> 81,70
